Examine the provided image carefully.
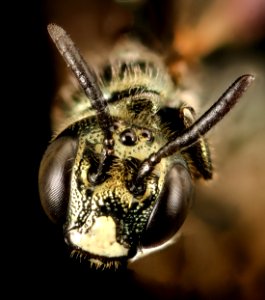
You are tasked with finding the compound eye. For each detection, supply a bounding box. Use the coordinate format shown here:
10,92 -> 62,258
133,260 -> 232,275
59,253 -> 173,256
141,163 -> 193,248
38,136 -> 78,224
120,129 -> 137,146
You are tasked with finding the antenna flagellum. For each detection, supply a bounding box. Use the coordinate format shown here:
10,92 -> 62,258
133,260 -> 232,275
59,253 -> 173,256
131,74 -> 255,193
48,23 -> 114,184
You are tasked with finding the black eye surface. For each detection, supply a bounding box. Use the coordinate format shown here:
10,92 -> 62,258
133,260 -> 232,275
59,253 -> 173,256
120,129 -> 137,146
141,129 -> 153,142
141,163 -> 193,248
38,136 -> 78,223
113,122 -> 119,131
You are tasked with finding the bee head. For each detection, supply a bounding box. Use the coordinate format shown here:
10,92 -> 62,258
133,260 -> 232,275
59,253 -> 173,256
38,24 -> 254,269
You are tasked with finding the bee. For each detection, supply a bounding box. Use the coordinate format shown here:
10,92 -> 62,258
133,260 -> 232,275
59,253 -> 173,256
38,21 -> 254,270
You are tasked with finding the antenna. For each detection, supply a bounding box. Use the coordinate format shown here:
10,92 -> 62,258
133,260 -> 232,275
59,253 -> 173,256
47,23 -> 114,184
131,74 -> 255,194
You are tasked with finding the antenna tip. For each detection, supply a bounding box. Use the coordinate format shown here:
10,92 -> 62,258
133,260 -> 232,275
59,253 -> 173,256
47,23 -> 65,41
244,73 -> 255,82
241,74 -> 255,86
236,74 -> 255,94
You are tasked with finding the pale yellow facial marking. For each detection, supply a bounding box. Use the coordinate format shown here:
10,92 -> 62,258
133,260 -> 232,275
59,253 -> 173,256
69,216 -> 128,257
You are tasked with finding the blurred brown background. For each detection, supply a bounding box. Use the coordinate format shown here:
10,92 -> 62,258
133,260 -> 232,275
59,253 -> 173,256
8,1 -> 265,299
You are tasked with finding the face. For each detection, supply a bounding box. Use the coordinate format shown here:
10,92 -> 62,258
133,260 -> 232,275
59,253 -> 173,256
39,108 -> 194,268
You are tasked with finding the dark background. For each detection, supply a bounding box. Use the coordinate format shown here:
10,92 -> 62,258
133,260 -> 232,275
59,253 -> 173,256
5,1 -> 265,299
